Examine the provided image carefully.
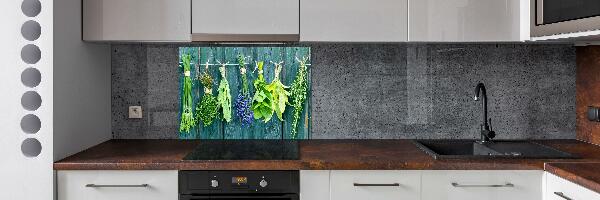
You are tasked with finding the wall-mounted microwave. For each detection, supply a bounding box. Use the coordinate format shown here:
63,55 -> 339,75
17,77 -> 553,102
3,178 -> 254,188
532,0 -> 600,37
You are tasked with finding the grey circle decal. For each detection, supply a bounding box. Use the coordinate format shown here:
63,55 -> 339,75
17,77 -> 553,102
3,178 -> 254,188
21,20 -> 41,41
21,44 -> 41,64
21,114 -> 41,134
21,68 -> 41,88
21,0 -> 41,17
21,91 -> 42,111
21,138 -> 42,157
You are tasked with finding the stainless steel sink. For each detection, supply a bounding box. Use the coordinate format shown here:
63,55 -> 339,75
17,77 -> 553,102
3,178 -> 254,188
413,140 -> 577,159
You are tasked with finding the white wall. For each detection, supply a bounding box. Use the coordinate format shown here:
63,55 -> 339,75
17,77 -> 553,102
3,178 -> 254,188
0,0 -> 53,199
53,0 -> 112,161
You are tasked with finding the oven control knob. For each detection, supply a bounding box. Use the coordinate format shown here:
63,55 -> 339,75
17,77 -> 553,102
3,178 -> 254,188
259,179 -> 268,188
211,180 -> 219,188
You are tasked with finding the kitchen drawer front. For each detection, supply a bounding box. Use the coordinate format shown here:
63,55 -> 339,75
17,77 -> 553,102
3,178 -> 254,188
421,170 -> 543,200
57,170 -> 178,200
408,0 -> 528,42
545,172 -> 600,200
300,0 -> 408,42
300,170 -> 330,200
192,0 -> 299,38
82,0 -> 191,41
330,170 -> 420,200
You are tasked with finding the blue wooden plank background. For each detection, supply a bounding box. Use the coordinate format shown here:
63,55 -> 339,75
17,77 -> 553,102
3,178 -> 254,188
178,47 -> 311,139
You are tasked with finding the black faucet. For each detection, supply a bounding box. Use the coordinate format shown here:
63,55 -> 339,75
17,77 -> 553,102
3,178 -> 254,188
474,83 -> 495,143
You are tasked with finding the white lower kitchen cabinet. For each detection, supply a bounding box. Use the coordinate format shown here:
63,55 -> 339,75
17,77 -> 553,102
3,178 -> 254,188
330,170 -> 421,200
57,170 -> 178,200
301,170 -> 331,200
545,172 -> 600,200
421,170 -> 543,200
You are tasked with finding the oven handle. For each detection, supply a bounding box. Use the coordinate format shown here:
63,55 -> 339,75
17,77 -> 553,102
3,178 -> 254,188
180,194 -> 298,200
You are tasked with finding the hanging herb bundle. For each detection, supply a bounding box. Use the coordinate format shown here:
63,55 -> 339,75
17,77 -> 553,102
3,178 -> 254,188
266,62 -> 290,121
195,63 -> 219,127
217,64 -> 232,122
251,61 -> 275,122
179,54 -> 195,133
234,55 -> 254,127
289,57 -> 309,138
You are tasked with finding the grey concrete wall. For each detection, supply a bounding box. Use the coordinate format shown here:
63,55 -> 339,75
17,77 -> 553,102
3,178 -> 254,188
112,44 -> 576,139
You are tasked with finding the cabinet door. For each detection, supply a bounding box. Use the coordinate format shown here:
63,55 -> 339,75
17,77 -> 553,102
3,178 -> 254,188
57,170 -> 178,200
409,0 -> 529,42
82,0 -> 191,41
300,171 -> 330,200
191,0 -> 299,41
300,0 -> 408,42
545,172 -> 600,200
421,170 -> 543,200
330,170 -> 420,200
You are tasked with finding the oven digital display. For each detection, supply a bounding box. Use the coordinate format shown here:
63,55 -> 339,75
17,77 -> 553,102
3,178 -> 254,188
232,176 -> 248,185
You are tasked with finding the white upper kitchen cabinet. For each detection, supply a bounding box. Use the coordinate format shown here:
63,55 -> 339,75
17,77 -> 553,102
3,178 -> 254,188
300,0 -> 408,42
409,0 -> 530,42
192,0 -> 300,42
83,0 -> 191,42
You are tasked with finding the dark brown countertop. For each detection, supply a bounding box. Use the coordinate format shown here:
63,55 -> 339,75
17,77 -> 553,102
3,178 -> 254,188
54,139 -> 600,171
545,162 -> 600,194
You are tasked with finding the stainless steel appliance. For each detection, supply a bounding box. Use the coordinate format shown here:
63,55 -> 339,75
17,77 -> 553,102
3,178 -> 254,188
532,0 -> 600,37
179,171 -> 299,200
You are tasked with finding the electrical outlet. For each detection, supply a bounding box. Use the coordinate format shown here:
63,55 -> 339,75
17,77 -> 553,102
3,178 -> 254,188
129,106 -> 143,119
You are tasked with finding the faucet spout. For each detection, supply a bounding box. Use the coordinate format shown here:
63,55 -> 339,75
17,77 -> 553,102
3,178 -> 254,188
474,83 -> 495,142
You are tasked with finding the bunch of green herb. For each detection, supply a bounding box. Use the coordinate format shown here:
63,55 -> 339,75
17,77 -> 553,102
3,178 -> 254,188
266,62 -> 290,121
251,61 -> 275,122
289,58 -> 309,138
196,64 -> 219,127
179,54 -> 195,133
217,65 -> 232,122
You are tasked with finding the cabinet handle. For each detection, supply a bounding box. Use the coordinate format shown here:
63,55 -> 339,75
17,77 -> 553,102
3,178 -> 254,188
353,183 -> 400,187
85,184 -> 149,188
553,192 -> 573,200
451,182 -> 514,188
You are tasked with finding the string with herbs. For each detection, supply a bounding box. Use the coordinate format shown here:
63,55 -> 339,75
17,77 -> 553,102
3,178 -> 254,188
179,54 -> 195,133
266,61 -> 290,121
289,57 -> 309,138
195,62 -> 219,127
234,55 -> 254,127
251,61 -> 275,122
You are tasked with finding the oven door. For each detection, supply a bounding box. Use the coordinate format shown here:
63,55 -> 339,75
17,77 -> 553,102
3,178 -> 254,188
532,0 -> 600,37
180,194 -> 299,200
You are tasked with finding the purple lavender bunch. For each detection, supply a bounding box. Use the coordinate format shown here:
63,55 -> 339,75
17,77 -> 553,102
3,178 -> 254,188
234,93 -> 254,127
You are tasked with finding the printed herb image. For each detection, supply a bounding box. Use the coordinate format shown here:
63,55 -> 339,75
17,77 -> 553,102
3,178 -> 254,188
289,57 -> 309,139
251,61 -> 275,123
234,55 -> 254,127
217,64 -> 232,122
196,63 -> 219,127
179,54 -> 195,133
266,61 -> 290,121
178,47 -> 310,139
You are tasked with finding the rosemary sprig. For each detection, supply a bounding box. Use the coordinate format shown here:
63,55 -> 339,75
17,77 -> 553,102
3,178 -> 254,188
289,57 -> 309,138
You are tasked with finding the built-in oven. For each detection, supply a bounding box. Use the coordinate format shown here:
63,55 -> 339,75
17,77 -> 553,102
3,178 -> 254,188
532,0 -> 600,37
179,171 -> 299,200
